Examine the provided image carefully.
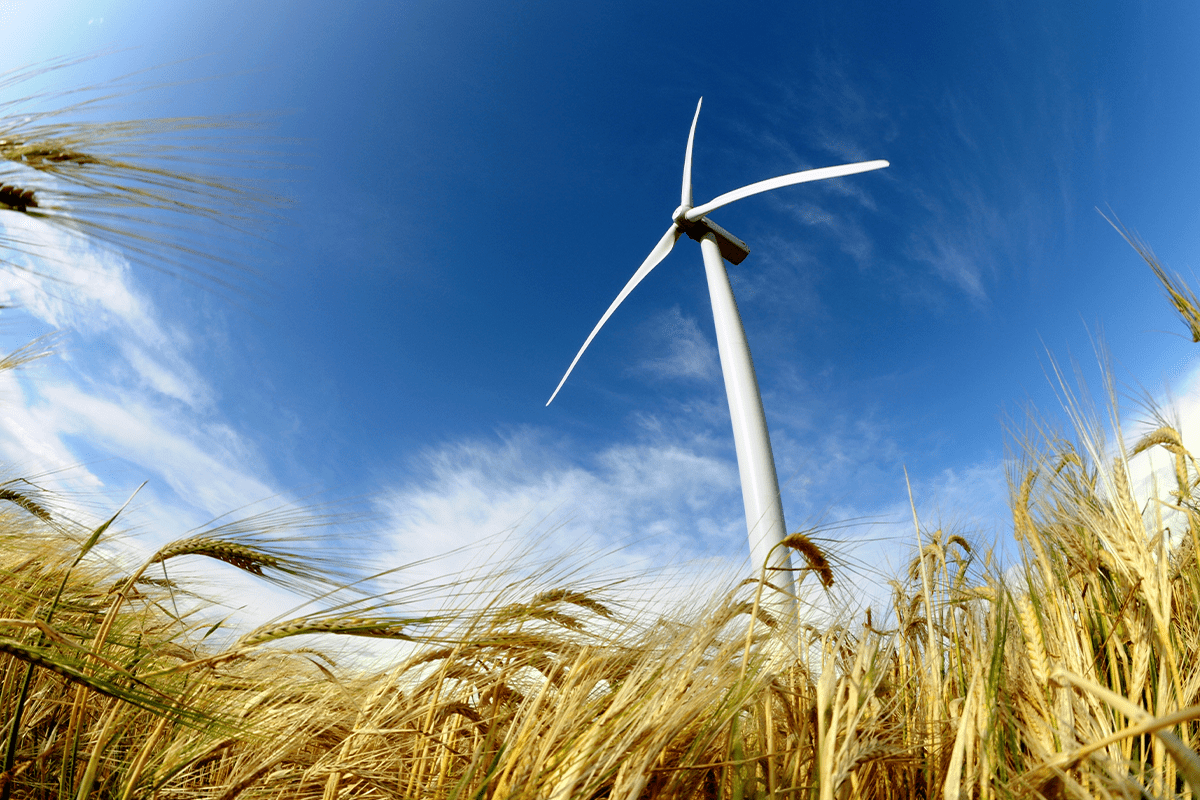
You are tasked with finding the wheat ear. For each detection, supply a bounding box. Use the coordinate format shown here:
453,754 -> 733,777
0,182 -> 37,211
0,488 -> 50,522
779,530 -> 835,589
150,536 -> 280,576
239,615 -> 430,648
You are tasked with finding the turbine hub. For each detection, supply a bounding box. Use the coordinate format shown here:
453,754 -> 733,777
671,204 -> 692,225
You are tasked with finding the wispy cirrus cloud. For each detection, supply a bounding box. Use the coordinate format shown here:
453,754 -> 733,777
906,220 -> 991,302
0,213 -> 261,524
784,200 -> 875,269
631,306 -> 720,384
2,214 -> 216,407
376,427 -> 744,565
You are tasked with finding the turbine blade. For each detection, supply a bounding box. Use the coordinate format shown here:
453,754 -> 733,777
546,224 -> 682,406
682,98 -> 703,208
685,159 -> 889,221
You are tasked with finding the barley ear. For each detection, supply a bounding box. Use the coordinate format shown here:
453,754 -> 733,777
0,487 -> 51,523
150,537 -> 281,576
779,530 -> 834,589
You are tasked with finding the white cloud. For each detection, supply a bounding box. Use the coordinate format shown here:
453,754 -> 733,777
376,429 -> 744,571
907,221 -> 989,302
116,340 -> 210,408
364,420 -> 1014,632
2,215 -> 215,404
1163,348 -> 1200,391
0,213 -> 267,529
633,307 -> 719,383
354,429 -> 771,635
2,217 -> 147,331
0,225 -> 315,643
36,382 -> 274,516
784,200 -> 874,268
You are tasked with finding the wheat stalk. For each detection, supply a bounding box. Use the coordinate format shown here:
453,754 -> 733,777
0,56 -> 286,293
1103,211 -> 1200,341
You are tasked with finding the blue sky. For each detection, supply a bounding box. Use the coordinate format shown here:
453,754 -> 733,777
1,1 -> 1199,624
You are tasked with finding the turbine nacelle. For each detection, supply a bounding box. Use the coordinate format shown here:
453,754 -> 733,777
678,215 -> 750,264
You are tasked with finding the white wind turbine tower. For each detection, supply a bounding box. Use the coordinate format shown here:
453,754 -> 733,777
547,98 -> 888,617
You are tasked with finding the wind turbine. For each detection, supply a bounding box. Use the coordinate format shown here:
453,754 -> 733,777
547,98 -> 888,616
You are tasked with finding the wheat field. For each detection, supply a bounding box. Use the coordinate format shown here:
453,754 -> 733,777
3,58 -> 1200,800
